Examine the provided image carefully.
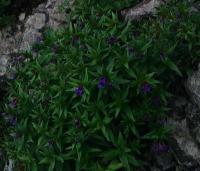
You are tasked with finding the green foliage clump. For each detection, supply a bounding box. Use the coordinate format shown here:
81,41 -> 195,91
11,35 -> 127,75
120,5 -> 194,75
2,0 -> 200,171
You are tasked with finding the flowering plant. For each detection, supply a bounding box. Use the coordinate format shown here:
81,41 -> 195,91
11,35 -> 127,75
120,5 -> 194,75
2,0 -> 200,170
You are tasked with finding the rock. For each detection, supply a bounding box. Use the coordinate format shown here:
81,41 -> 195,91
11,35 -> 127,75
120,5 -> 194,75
25,13 -> 46,30
1,1 -> 68,169
48,19 -> 64,29
45,0 -> 57,8
0,0 -> 67,80
155,153 -> 175,170
46,0 -> 66,29
0,55 -> 9,76
3,159 -> 13,171
170,96 -> 187,120
186,64 -> 200,109
189,6 -> 199,14
120,0 -> 167,21
20,29 -> 42,51
194,1 -> 200,11
185,102 -> 200,146
168,118 -> 200,168
19,13 -> 26,22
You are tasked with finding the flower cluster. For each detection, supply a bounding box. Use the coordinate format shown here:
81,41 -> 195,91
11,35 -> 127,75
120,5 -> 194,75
98,76 -> 107,89
74,76 -> 111,96
141,83 -> 152,94
107,36 -> 118,45
75,86 -> 84,96
9,98 -> 17,108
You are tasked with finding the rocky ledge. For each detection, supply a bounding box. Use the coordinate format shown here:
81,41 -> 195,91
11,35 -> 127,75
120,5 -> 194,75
0,0 -> 66,79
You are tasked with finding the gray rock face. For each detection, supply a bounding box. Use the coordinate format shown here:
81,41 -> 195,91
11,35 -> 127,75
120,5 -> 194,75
0,0 -> 67,79
186,64 -> 200,109
25,13 -> 46,30
121,0 -> 170,21
165,65 -> 200,170
154,153 -> 175,170
121,0 -> 199,21
19,13 -> 26,22
47,0 -> 66,29
168,118 -> 200,165
183,66 -> 200,160
0,55 -> 9,76
20,29 -> 42,51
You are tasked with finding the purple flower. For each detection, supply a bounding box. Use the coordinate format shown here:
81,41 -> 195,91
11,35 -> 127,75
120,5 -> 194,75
107,36 -> 118,45
141,83 -> 152,94
8,116 -> 17,126
15,55 -> 25,62
75,86 -> 84,96
9,98 -> 17,108
74,119 -> 81,128
98,76 -> 107,89
152,142 -> 169,153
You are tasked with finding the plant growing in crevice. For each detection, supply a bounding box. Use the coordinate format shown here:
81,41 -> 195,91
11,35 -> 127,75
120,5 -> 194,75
2,0 -> 200,170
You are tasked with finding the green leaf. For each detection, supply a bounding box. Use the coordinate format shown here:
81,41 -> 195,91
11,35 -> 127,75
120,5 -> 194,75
101,126 -> 110,141
48,159 -> 55,171
107,161 -> 123,171
120,155 -> 130,171
84,68 -> 89,83
32,163 -> 38,171
164,59 -> 182,77
39,157 -> 49,164
55,155 -> 64,163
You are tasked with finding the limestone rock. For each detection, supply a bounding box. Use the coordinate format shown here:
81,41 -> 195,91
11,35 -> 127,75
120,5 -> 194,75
3,159 -> 13,171
19,13 -> 26,22
155,153 -> 175,170
46,0 -> 66,29
186,64 -> 200,109
168,118 -> 200,168
0,55 -> 9,76
120,0 -> 169,21
25,13 -> 46,30
20,29 -> 42,51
